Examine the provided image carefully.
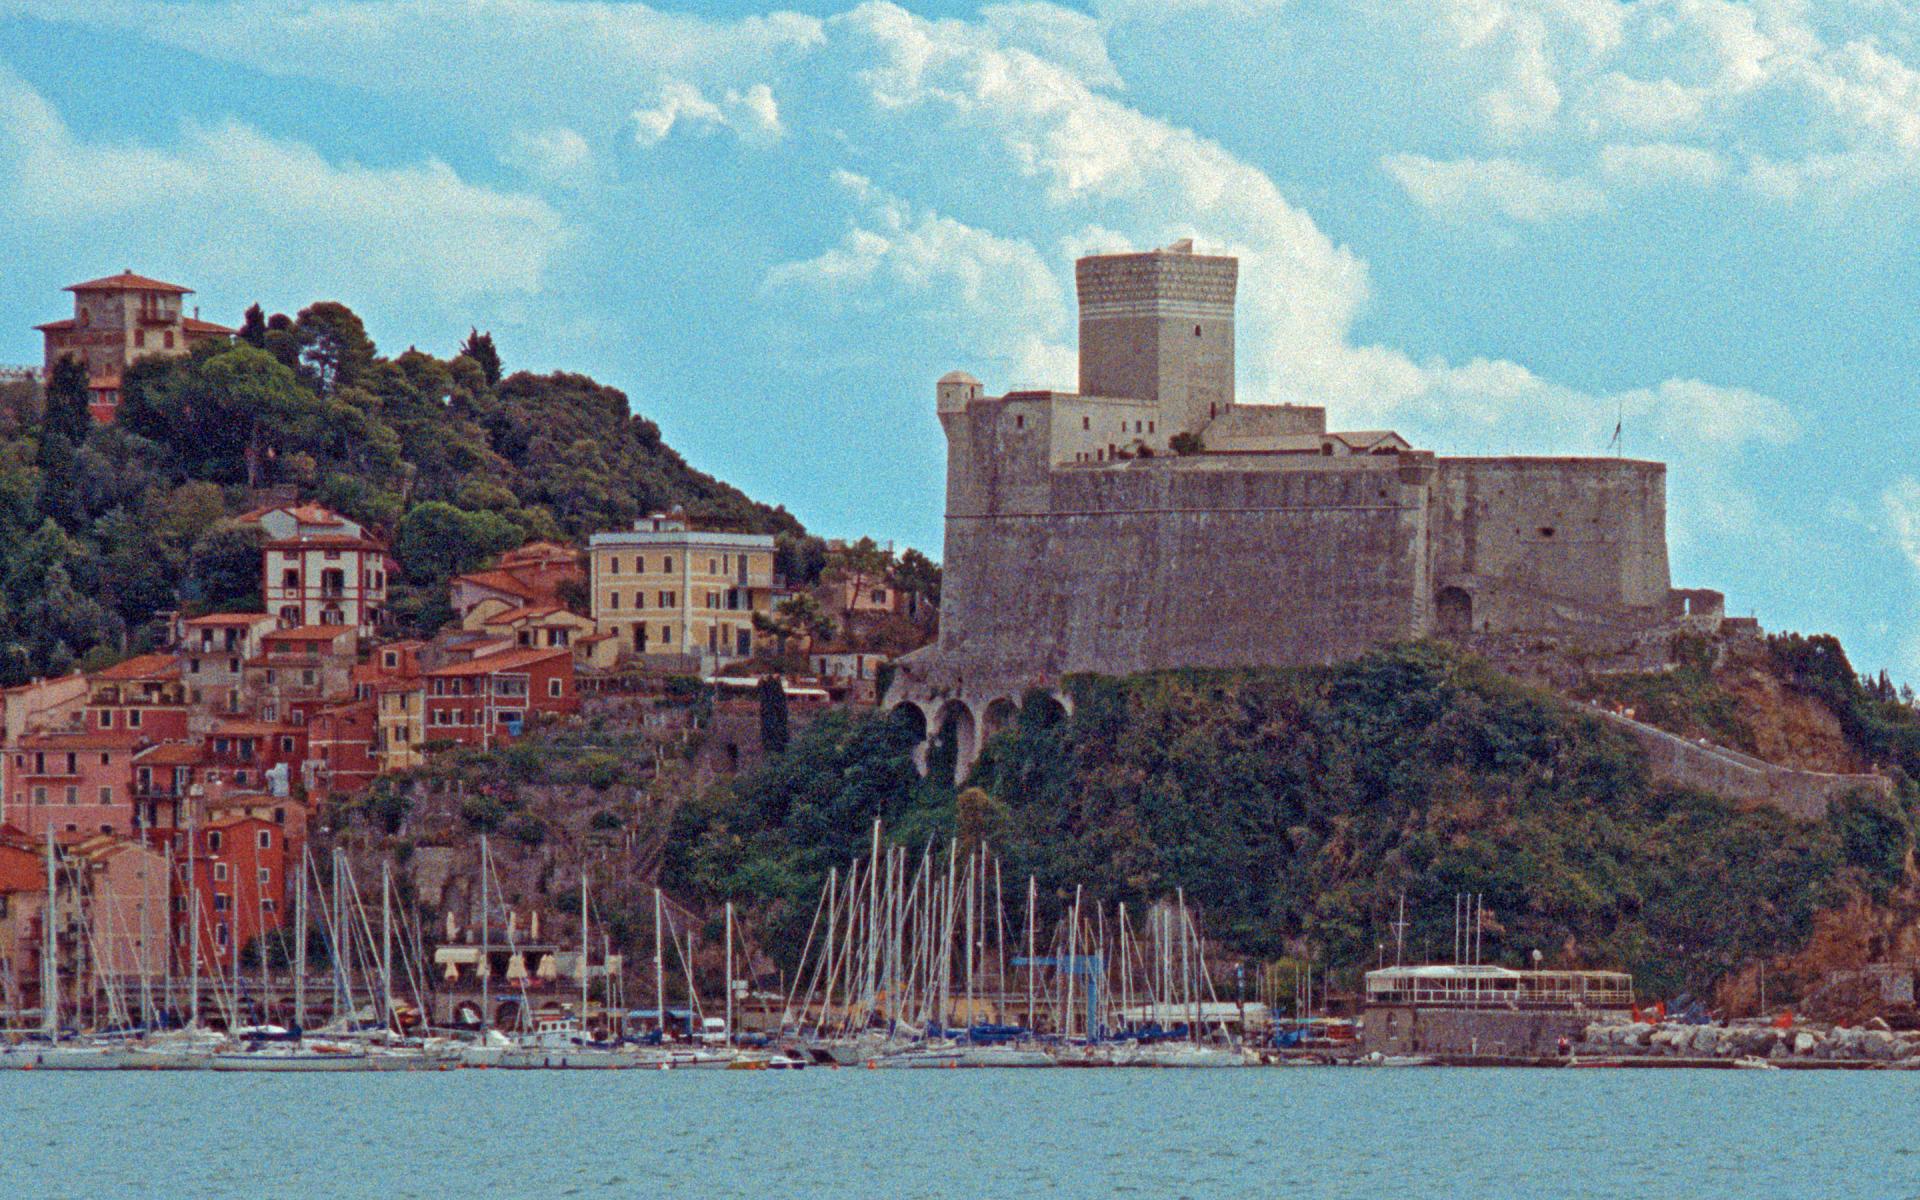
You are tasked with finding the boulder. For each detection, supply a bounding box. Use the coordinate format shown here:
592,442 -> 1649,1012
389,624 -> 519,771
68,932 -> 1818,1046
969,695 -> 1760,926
1794,1031 -> 1819,1055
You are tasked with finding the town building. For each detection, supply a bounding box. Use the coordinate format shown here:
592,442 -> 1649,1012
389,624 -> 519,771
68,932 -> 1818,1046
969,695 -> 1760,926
178,613 -> 280,721
588,514 -> 776,669
375,682 -> 426,774
449,541 -> 583,625
84,652 -> 190,744
0,835 -> 48,1019
6,730 -> 147,839
33,270 -> 235,422
423,646 -> 577,750
304,699 -> 378,799
889,240 -> 1724,777
467,603 -> 617,670
242,624 -> 358,725
185,814 -> 289,971
245,504 -> 394,637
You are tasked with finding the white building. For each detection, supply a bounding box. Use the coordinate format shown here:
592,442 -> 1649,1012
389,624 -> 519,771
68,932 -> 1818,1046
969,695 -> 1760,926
242,504 -> 395,637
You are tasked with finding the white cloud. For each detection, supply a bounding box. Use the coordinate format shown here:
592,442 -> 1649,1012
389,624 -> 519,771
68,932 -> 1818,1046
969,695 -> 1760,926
0,69 -> 570,302
633,79 -> 785,146
1382,152 -> 1605,222
503,126 -> 594,186
765,170 -> 1073,385
1579,71 -> 1705,134
1599,141 -> 1726,188
1883,478 -> 1920,576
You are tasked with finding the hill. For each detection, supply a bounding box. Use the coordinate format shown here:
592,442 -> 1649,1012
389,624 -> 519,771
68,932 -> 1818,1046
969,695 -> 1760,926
0,304 -> 805,679
665,642 -> 1920,1004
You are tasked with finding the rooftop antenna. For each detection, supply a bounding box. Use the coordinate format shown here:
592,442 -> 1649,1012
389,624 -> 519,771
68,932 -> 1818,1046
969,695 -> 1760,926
1608,394 -> 1623,458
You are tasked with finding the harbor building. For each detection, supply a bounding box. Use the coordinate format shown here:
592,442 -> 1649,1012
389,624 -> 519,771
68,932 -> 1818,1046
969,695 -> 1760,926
33,270 -> 235,422
1361,964 -> 1635,1060
587,513 -> 778,671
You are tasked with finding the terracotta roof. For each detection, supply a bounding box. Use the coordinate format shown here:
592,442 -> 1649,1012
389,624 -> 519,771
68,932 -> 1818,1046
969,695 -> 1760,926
183,612 -> 274,627
0,844 -> 41,894
182,316 -> 237,335
237,501 -> 350,525
482,604 -> 566,625
19,730 -> 148,751
91,653 -> 181,682
34,318 -> 76,332
426,646 -> 571,677
212,720 -> 297,738
264,626 -> 353,643
134,742 -> 205,766
66,271 -> 192,294
452,569 -> 545,601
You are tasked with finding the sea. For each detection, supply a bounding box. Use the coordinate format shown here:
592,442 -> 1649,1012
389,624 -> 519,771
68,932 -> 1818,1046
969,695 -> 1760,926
2,1068 -> 1915,1199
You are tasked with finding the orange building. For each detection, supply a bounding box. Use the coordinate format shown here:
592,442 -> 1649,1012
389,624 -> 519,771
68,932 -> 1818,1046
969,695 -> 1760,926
34,270 -> 234,422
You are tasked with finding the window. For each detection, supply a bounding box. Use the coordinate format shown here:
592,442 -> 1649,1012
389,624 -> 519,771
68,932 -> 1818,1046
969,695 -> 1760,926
229,658 -> 240,673
663,556 -> 674,573
134,329 -> 145,348
208,831 -> 222,852
31,787 -> 46,806
872,589 -> 888,604
163,331 -> 175,349
1194,324 -> 1202,337
64,786 -> 77,806
100,753 -> 109,766
258,830 -> 272,850
611,556 -> 621,574
214,893 -> 230,912
1082,416 -> 1090,430
214,862 -> 228,882
282,569 -> 299,589
1015,415 -> 1025,429
216,923 -> 229,948
129,709 -> 142,729
659,591 -> 676,608
548,679 -> 563,698
1149,421 -> 1155,434
610,591 -> 620,610
301,670 -> 316,686
635,556 -> 646,574
661,625 -> 674,644
709,559 -> 718,574
279,736 -> 295,754
258,867 -> 271,884
97,786 -> 112,805
100,710 -> 113,728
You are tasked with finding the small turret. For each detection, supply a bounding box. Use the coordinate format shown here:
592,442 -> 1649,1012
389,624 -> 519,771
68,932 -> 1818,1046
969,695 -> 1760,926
937,369 -> 983,415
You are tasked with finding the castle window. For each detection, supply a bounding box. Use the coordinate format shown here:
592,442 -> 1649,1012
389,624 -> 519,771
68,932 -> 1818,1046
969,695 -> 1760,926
1194,324 -> 1202,337
1149,421 -> 1155,434
1082,417 -> 1090,431
1015,415 -> 1024,429
1539,527 -> 1556,539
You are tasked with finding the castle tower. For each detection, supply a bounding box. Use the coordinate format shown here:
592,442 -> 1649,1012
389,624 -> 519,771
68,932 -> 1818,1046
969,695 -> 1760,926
1074,240 -> 1237,437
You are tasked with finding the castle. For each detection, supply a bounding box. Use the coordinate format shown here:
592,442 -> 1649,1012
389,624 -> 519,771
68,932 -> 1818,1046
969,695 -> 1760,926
888,240 -> 1726,775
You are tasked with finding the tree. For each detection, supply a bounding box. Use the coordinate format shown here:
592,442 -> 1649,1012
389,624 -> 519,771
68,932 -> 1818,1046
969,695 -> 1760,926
183,522 -> 267,611
1169,431 -> 1204,456
758,675 -> 790,756
42,356 -> 91,445
753,592 -> 834,659
395,501 -> 523,587
890,547 -> 942,617
294,301 -> 376,395
824,536 -> 894,632
238,303 -> 268,347
459,328 -> 502,386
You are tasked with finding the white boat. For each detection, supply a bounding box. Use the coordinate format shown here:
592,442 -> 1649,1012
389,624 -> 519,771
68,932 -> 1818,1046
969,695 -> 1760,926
0,1042 -> 128,1070
1121,1042 -> 1246,1068
211,1045 -> 372,1071
956,1043 -> 1056,1068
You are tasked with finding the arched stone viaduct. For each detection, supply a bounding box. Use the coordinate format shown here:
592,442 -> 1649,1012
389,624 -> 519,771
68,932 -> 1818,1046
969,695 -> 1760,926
882,688 -> 1073,784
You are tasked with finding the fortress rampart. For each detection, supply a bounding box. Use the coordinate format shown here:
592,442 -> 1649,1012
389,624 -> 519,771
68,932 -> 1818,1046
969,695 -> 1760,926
891,240 -> 1811,800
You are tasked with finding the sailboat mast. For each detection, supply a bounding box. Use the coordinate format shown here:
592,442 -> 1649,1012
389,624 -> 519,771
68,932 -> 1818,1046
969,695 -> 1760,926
381,862 -> 393,1031
480,835 -> 491,1032
723,900 -> 734,1050
1025,875 -> 1036,1032
652,886 -> 664,1040
580,872 -> 590,1037
41,826 -> 56,1036
294,849 -> 307,1029
187,806 -> 200,1029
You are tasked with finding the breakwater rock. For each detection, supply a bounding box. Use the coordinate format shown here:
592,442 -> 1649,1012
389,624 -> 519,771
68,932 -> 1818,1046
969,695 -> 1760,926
1581,1019 -> 1920,1063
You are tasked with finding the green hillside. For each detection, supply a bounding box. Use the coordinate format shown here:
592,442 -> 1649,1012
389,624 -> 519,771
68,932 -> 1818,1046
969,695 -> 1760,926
668,643 -> 1919,1000
0,303 -> 803,680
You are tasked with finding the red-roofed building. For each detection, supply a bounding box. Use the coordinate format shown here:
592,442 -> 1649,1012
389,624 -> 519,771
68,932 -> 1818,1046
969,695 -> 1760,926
242,625 -> 357,724
6,730 -> 148,839
306,700 -> 378,799
203,721 -> 306,796
451,541 -> 584,626
183,814 -> 289,972
424,647 -> 577,750
34,271 -> 235,422
84,653 -> 190,744
177,612 -> 280,723
245,505 -> 394,637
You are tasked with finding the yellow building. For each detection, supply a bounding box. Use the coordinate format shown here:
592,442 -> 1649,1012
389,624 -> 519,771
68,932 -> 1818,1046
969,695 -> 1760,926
588,514 -> 777,668
375,683 -> 425,772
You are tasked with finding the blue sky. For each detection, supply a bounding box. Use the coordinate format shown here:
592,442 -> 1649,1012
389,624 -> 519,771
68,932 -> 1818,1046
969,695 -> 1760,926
2,0 -> 1918,677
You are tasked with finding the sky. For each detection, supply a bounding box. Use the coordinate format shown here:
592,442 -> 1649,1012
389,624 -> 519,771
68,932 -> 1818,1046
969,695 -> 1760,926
1,0 -> 1918,677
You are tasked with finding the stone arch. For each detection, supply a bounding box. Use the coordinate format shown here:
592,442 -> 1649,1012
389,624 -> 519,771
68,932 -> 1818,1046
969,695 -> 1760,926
885,700 -> 933,776
1435,586 -> 1473,635
931,699 -> 980,786
1020,689 -> 1071,731
981,696 -> 1018,742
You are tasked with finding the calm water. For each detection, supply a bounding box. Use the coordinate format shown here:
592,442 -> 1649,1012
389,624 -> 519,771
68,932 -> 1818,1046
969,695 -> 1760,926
2,1068 -> 1917,1198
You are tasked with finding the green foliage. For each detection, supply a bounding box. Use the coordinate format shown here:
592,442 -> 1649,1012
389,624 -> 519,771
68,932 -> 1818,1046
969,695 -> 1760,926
669,645 -> 1914,995
758,676 -> 790,756
459,328 -> 503,386
395,500 -> 524,587
1169,431 -> 1204,456
42,357 -> 90,445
